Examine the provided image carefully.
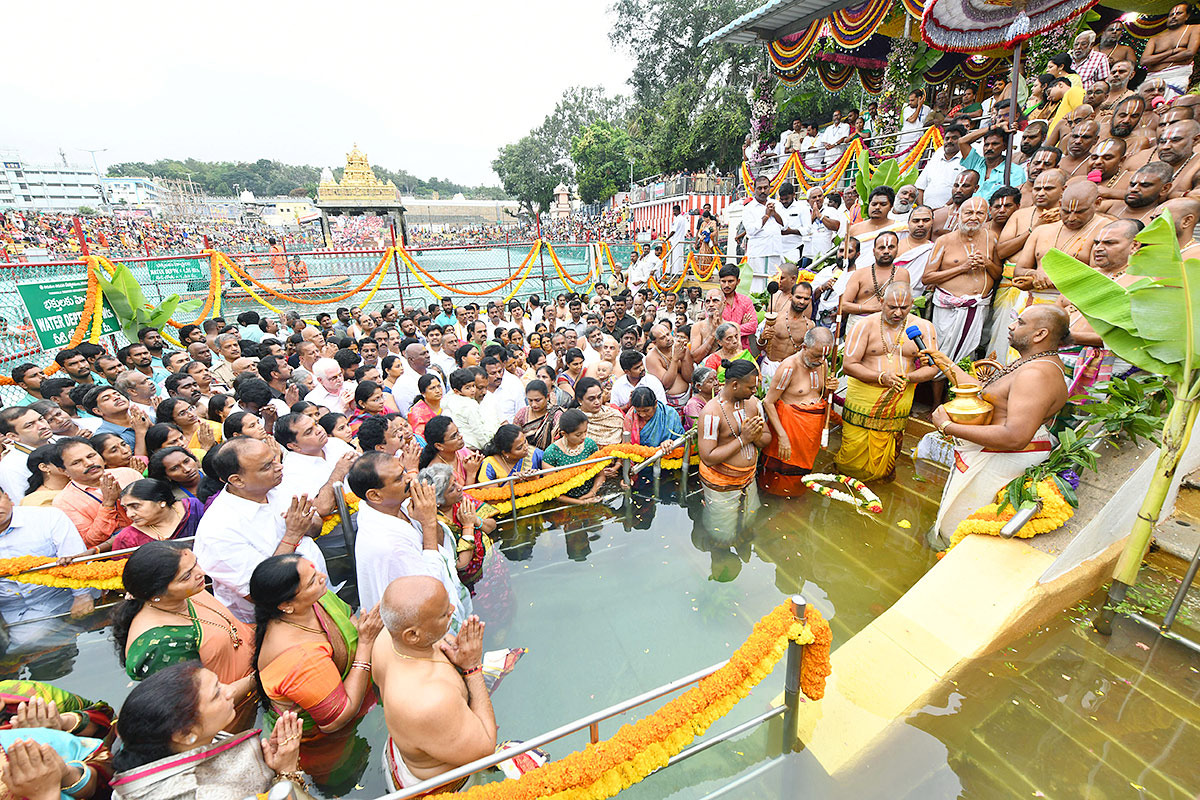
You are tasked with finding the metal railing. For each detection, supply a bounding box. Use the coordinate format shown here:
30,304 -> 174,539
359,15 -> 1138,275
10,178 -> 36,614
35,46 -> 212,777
628,176 -> 736,204
748,125 -> 943,193
375,595 -> 809,800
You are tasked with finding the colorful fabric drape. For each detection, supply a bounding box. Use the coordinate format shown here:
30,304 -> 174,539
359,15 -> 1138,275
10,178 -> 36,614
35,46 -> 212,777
829,0 -> 892,49
1125,13 -> 1167,38
902,0 -> 926,20
767,22 -> 822,73
860,68 -> 885,94
816,60 -> 858,92
259,591 -> 363,736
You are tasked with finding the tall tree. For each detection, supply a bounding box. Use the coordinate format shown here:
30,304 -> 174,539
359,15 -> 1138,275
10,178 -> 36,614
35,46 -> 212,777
492,135 -> 564,213
572,121 -> 633,203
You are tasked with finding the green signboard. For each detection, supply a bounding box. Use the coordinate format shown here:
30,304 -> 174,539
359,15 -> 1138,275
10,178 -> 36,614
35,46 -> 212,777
146,257 -> 207,284
16,275 -> 120,350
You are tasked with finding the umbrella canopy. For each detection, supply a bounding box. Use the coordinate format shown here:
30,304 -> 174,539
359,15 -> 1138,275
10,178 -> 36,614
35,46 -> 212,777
920,0 -> 1100,52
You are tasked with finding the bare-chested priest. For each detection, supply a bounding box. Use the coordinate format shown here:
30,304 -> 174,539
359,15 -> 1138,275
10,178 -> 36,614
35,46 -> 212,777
923,196 -> 1001,399
758,281 -> 815,383
1057,120 -> 1102,180
698,359 -> 770,531
1017,146 -> 1062,208
761,326 -> 833,496
374,576 -> 498,793
1069,137 -> 1127,190
689,288 -> 724,361
896,205 -> 935,292
932,171 -> 981,239
1099,161 -> 1174,225
836,281 -> 939,482
1014,181 -> 1112,303
848,187 -> 906,269
1141,3 -> 1200,100
927,305 -> 1071,541
1060,218 -> 1142,397
839,232 -> 911,332
1159,196 -> 1200,258
646,323 -> 694,411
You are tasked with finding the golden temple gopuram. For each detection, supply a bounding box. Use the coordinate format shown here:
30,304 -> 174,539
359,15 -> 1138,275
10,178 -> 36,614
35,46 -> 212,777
316,145 -> 403,210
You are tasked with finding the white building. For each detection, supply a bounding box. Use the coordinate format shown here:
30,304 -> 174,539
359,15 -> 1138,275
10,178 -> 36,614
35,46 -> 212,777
102,176 -> 160,209
0,159 -> 104,212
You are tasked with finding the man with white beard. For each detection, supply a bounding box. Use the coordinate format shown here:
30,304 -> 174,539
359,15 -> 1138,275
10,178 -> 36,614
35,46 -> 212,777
890,184 -> 918,224
922,196 -> 1002,400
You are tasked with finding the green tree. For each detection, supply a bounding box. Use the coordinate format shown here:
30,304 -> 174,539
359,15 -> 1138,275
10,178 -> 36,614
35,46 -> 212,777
572,121 -> 632,203
492,135 -> 564,213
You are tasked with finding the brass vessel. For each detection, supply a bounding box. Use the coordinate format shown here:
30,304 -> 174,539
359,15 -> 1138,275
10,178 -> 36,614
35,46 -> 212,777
943,382 -> 994,425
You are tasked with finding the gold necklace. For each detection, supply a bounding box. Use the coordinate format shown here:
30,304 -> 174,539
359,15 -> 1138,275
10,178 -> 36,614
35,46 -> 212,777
156,602 -> 243,649
279,617 -> 323,635
391,642 -> 447,663
879,316 -> 905,361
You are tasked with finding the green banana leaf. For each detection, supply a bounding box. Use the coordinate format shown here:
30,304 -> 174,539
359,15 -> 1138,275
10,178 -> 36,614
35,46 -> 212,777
1041,213 -> 1199,384
93,270 -> 134,321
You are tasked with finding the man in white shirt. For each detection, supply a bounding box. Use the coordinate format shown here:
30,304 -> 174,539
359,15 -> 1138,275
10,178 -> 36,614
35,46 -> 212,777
0,407 -> 54,502
776,182 -> 812,264
195,437 -> 327,622
480,354 -> 523,424
427,325 -> 457,377
914,123 -> 968,210
807,189 -> 848,265
820,111 -> 851,170
391,343 -> 432,414
627,245 -> 660,295
741,175 -> 784,292
0,495 -> 95,640
305,357 -> 353,413
898,90 -> 932,150
272,412 -> 358,519
611,350 -> 667,411
349,454 -> 471,631
668,205 -> 690,275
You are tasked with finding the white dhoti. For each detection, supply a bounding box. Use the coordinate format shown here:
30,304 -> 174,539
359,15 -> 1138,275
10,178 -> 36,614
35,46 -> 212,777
935,426 -> 1054,539
1148,63 -> 1194,100
748,255 -> 782,293
932,288 -> 988,362
985,271 -> 1022,364
669,240 -> 687,275
896,242 -> 933,294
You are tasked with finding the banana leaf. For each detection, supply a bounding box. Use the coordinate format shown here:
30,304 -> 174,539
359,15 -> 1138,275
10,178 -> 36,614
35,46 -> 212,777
93,269 -> 134,321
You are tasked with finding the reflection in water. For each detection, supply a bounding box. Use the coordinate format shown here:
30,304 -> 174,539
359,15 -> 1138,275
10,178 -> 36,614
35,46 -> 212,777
0,458 -> 1196,799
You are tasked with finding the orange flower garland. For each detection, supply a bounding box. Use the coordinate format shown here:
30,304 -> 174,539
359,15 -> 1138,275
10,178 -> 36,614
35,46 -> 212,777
0,556 -> 127,590
454,601 -> 831,800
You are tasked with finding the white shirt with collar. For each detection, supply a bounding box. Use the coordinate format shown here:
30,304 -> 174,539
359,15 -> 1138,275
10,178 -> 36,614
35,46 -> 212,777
441,392 -> 494,451
391,371 -> 423,414
430,349 -> 456,377
355,502 -> 471,632
484,371 -> 524,424
741,198 -> 784,258
809,204 -> 847,257
0,444 -> 39,504
195,489 -> 328,623
0,507 -> 93,622
611,372 -> 666,410
304,384 -> 350,414
270,437 -> 358,516
777,199 -> 812,259
915,149 -> 966,209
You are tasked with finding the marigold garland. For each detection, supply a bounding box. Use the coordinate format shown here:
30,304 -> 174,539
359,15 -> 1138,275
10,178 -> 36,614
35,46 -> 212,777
319,496 -> 361,537
948,477 -> 1074,550
0,556 -> 127,591
456,602 -> 831,800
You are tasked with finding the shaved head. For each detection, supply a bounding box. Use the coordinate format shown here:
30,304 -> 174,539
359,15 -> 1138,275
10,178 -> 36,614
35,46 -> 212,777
882,280 -> 913,303
380,576 -> 450,639
1061,181 -> 1099,207
1023,304 -> 1071,347
1039,168 -> 1067,187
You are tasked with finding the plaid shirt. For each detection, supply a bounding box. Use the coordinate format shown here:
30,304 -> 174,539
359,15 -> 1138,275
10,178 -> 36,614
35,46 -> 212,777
1073,49 -> 1111,89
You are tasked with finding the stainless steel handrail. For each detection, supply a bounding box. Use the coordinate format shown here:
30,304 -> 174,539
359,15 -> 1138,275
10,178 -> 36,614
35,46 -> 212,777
13,536 -> 197,575
373,595 -> 809,800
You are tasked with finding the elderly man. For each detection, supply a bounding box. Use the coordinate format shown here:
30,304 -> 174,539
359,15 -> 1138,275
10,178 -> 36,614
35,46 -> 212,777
741,176 -> 784,292
372,576 -> 496,794
1072,30 -> 1111,88
195,437 -> 326,622
927,306 -> 1071,541
272,412 -> 357,518
1142,3 -> 1200,100
688,289 -> 724,361
759,281 -> 815,385
305,357 -> 353,413
836,282 -> 939,481
717,264 -> 759,349
924,196 -> 1001,368
761,327 -> 833,496
210,333 -> 240,386
891,184 -> 918,223
113,370 -> 158,419
0,407 -> 54,501
645,323 -> 693,411
350,454 -> 470,626
932,170 -> 981,239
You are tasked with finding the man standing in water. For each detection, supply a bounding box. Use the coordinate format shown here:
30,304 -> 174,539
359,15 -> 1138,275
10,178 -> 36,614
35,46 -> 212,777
373,576 -> 497,793
926,306 -> 1071,541
836,282 -> 939,481
761,327 -> 833,496
698,359 -> 770,532
758,281 -> 815,385
838,232 -> 910,332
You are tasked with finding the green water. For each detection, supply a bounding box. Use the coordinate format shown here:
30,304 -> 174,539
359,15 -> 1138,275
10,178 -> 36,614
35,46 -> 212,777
2,440 -> 1197,798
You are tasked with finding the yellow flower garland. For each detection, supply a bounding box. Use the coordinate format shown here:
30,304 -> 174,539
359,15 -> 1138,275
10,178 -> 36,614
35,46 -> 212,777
455,602 -> 831,800
0,556 -> 127,591
319,496 -> 360,537
948,477 -> 1074,550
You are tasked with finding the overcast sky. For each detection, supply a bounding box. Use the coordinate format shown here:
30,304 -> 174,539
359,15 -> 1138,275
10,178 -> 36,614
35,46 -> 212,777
1,0 -> 634,186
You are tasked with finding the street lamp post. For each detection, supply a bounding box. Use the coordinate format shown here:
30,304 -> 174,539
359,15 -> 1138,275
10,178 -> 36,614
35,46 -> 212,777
79,147 -> 108,212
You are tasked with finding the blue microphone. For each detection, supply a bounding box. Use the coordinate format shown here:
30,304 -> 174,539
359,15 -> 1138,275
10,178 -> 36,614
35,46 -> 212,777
906,325 -> 939,374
